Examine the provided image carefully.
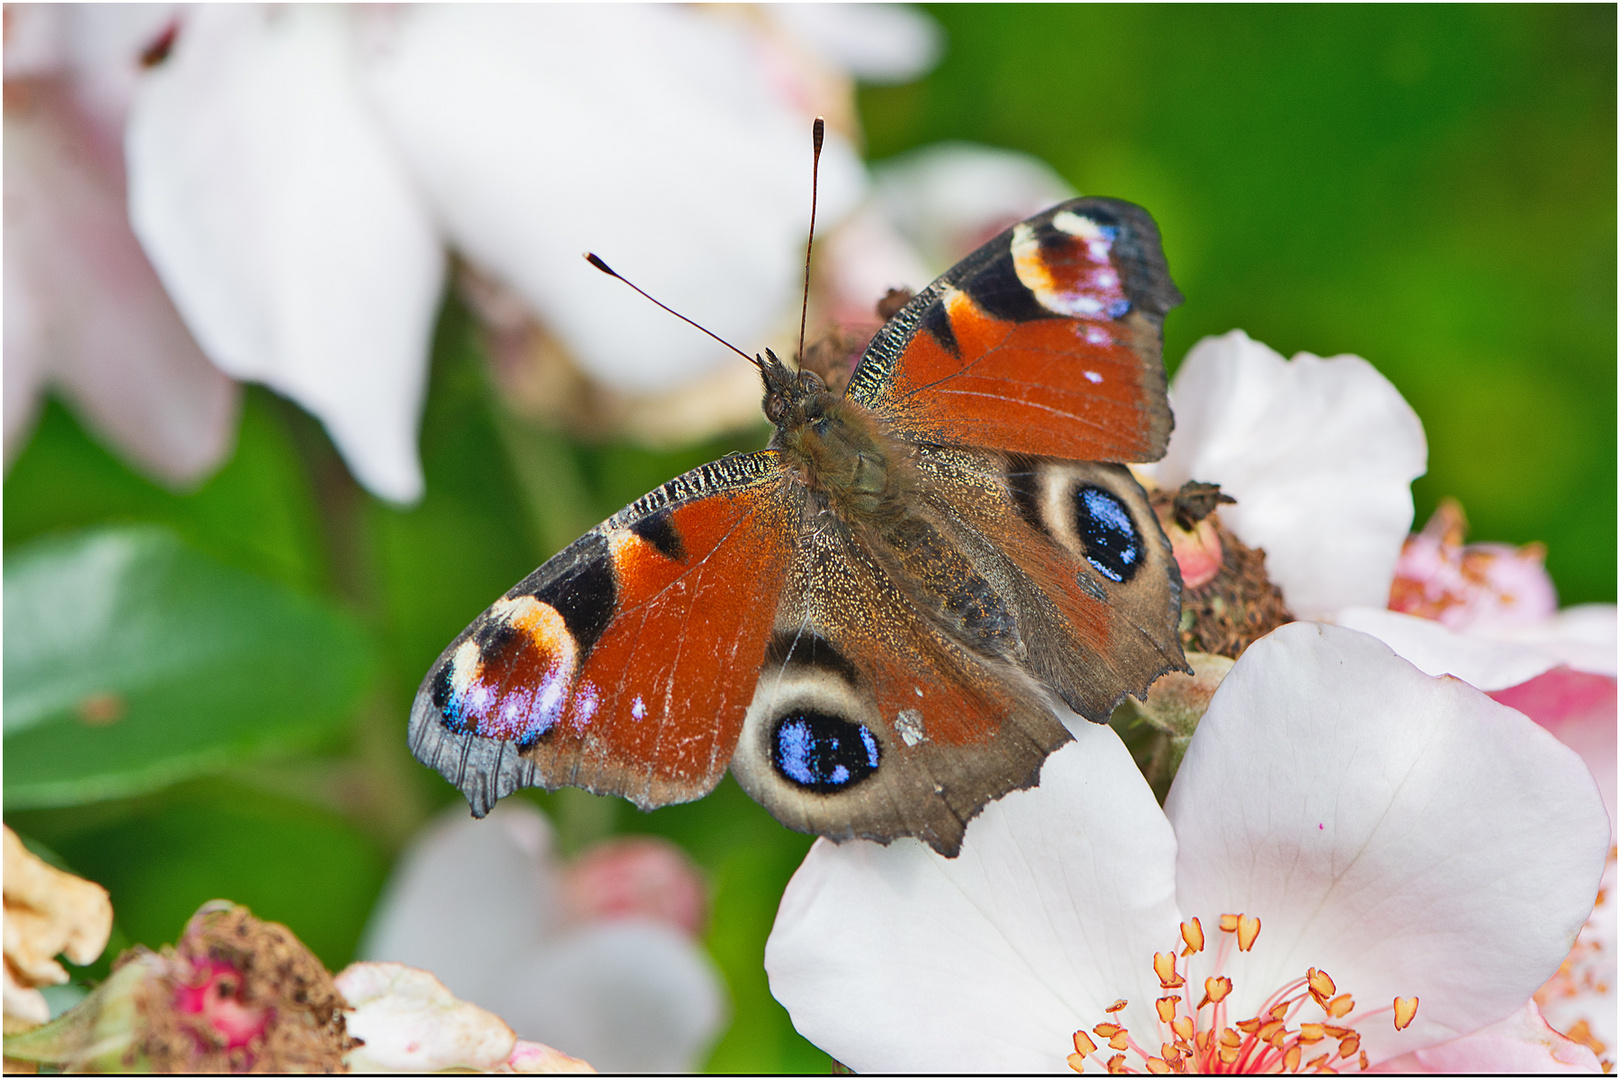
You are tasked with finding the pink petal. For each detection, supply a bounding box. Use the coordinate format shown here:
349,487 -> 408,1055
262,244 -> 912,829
126,5 -> 444,503
5,76 -> 238,485
561,837 -> 708,940
1372,999 -> 1601,1073
1492,668 -> 1617,834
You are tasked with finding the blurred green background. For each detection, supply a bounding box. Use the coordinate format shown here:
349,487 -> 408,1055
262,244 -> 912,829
6,6 -> 1613,1072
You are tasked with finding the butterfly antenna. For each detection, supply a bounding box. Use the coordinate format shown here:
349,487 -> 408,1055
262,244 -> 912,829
796,116 -> 826,367
585,252 -> 760,369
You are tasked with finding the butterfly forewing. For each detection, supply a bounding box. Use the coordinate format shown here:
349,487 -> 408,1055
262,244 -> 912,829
846,197 -> 1181,464
410,451 -> 801,814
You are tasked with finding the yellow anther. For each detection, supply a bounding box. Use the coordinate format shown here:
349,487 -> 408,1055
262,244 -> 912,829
1154,951 -> 1185,988
1325,993 -> 1354,1019
1073,1030 -> 1098,1057
1156,996 -> 1178,1023
1306,968 -> 1336,1003
1195,1031 -> 1212,1053
1199,975 -> 1233,1009
1067,1052 -> 1087,1073
1171,1017 -> 1195,1043
1298,1022 -> 1325,1043
1145,1057 -> 1171,1075
1283,1045 -> 1301,1072
1393,996 -> 1419,1030
1107,1053 -> 1127,1073
1236,914 -> 1261,952
1094,1022 -> 1123,1038
1106,1031 -> 1129,1051
1338,1034 -> 1359,1058
1220,913 -> 1242,932
1218,1046 -> 1240,1065
1180,917 -> 1205,956
1358,1050 -> 1369,1071
1258,1019 -> 1286,1044
1161,1042 -> 1182,1063
1322,1025 -> 1350,1039
1306,1053 -> 1330,1071
1106,998 -> 1128,1013
1219,1028 -> 1243,1049
1269,1003 -> 1290,1021
1235,1017 -> 1262,1034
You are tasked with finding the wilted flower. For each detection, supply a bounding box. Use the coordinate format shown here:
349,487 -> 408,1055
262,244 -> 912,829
3,901 -> 355,1072
360,803 -> 727,1073
2,826 -> 113,1034
765,623 -> 1610,1073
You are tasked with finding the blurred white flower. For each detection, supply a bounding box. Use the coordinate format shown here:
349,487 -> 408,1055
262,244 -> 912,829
1144,329 -> 1429,619
359,803 -> 726,1073
764,623 -> 1610,1073
3,3 -> 239,486
121,3 -> 901,501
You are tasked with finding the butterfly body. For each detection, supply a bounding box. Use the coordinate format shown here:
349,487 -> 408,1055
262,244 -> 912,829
412,197 -> 1189,856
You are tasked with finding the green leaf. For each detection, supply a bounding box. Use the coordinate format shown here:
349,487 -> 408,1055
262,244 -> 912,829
4,525 -> 372,809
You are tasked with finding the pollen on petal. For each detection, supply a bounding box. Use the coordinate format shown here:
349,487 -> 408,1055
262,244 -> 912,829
1156,997 -> 1178,1023
1074,1030 -> 1098,1056
1154,951 -> 1186,988
1180,917 -> 1205,955
1106,999 -> 1128,1013
1393,996 -> 1418,1030
1236,914 -> 1261,951
1325,993 -> 1354,1019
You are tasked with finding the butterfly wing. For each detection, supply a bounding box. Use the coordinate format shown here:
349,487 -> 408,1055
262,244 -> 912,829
845,197 -> 1181,464
410,452 -> 802,815
727,500 -> 1074,857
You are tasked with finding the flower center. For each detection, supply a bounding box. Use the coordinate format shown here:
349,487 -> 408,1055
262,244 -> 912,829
1067,913 -> 1418,1074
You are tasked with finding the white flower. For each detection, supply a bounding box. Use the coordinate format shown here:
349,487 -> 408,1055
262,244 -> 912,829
359,803 -> 726,1074
121,4 -> 897,501
1144,329 -> 1428,619
764,622 -> 1610,1072
3,3 -> 238,486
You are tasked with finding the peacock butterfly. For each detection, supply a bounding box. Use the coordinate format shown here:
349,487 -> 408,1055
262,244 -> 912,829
409,187 -> 1189,857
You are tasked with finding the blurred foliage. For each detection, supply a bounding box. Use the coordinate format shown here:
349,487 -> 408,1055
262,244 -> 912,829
3,6 -> 1612,1074
865,4 -> 1615,605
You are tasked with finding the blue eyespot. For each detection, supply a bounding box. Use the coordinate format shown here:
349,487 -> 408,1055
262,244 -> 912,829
1074,486 -> 1143,583
772,711 -> 881,792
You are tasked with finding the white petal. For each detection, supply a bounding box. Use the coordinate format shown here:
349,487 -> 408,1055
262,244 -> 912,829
767,5 -> 943,84
872,142 -> 1077,273
5,80 -> 238,484
1167,622 -> 1611,1063
363,5 -> 864,394
1152,331 -> 1427,617
58,4 -> 183,136
494,921 -> 727,1074
1331,605 -> 1615,690
360,803 -> 565,1006
126,5 -> 443,502
3,5 -> 67,79
337,961 -> 517,1073
765,722 -> 1180,1072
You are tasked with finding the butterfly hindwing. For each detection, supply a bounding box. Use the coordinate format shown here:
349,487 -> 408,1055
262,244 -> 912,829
410,451 -> 802,814
727,502 -> 1073,857
846,197 -> 1181,464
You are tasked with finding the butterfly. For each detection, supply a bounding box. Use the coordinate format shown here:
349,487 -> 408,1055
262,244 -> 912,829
410,196 -> 1188,857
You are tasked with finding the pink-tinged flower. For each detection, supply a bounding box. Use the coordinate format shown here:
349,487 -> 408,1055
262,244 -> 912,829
1143,330 -> 1428,620
764,623 -> 1609,1073
3,4 -> 238,486
360,803 -> 726,1073
1389,500 -> 1558,631
120,4 -> 914,501
336,962 -> 593,1074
